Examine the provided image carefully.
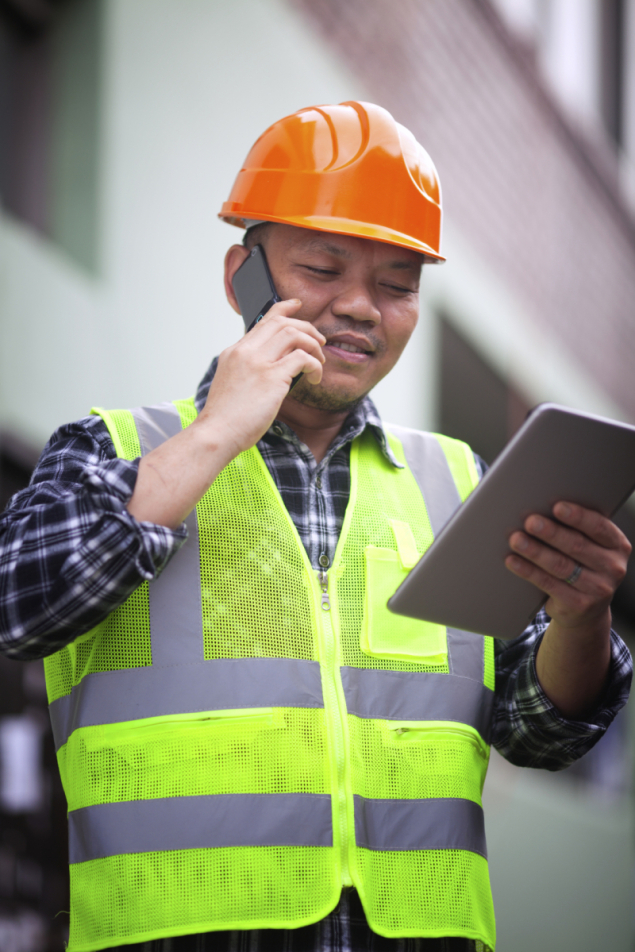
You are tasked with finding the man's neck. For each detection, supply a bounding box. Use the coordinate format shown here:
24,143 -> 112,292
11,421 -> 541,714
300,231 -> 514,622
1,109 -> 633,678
276,397 -> 351,464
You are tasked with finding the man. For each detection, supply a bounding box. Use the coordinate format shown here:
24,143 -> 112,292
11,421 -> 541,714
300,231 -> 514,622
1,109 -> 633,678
0,102 -> 631,952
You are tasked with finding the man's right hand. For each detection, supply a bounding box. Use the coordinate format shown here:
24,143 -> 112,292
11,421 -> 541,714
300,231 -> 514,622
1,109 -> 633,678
126,299 -> 325,530
198,298 -> 326,459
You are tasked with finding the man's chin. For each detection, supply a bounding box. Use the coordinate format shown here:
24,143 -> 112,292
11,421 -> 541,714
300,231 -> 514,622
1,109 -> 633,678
290,377 -> 365,414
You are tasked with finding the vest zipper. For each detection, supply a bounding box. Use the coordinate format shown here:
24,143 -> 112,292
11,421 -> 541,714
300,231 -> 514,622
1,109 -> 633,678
318,569 -> 331,612
315,569 -> 353,887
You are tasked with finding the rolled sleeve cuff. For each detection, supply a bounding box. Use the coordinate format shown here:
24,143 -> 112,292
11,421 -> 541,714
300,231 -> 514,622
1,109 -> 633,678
520,629 -> 632,733
497,627 -> 634,769
79,458 -> 188,580
493,616 -> 633,770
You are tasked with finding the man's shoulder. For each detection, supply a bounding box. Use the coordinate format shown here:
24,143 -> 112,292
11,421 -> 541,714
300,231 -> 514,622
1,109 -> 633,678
35,411 -> 123,481
383,423 -> 486,482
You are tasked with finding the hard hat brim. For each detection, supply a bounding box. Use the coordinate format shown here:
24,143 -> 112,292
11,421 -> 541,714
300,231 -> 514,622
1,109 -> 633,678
218,210 -> 445,264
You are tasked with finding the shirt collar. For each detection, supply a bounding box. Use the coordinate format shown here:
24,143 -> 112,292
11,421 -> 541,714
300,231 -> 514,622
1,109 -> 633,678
194,357 -> 403,469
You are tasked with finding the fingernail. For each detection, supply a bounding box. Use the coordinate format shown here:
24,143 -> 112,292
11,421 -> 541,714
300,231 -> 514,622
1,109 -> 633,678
533,517 -> 544,532
514,535 -> 528,551
559,503 -> 571,517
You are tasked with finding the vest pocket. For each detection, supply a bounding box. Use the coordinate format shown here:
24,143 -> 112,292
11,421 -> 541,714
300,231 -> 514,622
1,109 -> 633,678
82,708 -> 282,750
386,721 -> 489,760
361,546 -> 447,664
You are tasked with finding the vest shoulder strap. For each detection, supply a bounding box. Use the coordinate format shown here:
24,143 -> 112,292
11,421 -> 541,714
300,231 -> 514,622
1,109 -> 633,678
385,424 -> 479,537
91,399 -> 197,459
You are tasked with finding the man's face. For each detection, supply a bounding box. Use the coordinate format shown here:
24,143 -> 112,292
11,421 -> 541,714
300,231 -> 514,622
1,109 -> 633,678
232,224 -> 423,413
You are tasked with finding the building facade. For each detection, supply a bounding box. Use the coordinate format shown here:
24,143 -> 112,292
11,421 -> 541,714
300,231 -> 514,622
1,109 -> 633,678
1,1 -> 634,949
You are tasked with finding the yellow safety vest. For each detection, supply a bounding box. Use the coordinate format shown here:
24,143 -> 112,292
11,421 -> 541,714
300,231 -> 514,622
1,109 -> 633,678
44,398 -> 496,952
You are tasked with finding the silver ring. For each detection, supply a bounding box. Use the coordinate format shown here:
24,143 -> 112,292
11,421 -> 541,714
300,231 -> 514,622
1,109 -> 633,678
565,562 -> 583,585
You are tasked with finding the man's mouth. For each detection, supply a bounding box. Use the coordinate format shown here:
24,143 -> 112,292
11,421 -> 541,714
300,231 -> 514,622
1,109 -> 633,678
330,342 -> 368,354
324,335 -> 374,360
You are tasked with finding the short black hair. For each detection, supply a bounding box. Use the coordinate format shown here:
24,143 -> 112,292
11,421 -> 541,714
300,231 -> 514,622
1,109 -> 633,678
242,222 -> 273,250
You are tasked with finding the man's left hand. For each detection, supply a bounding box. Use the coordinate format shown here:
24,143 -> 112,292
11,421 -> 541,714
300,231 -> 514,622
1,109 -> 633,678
505,502 -> 632,717
506,502 -> 631,629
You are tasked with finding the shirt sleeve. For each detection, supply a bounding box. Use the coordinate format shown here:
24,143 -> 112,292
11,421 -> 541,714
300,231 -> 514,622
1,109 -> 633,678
491,607 -> 633,769
0,415 -> 187,660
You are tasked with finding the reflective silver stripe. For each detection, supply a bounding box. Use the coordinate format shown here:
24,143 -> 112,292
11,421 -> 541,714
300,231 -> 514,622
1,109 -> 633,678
131,403 -> 184,455
386,425 -> 462,537
131,403 -> 203,666
447,627 -> 485,682
68,792 -> 333,863
149,503 -> 203,666
49,658 -> 324,750
340,667 -> 493,742
387,426 -> 487,683
354,795 -> 486,857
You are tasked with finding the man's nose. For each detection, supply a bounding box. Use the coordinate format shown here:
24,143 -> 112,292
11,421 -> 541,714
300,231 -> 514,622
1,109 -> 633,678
331,285 -> 381,324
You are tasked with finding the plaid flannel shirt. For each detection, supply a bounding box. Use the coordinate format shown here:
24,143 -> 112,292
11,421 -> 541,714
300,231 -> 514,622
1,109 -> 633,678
0,359 -> 630,952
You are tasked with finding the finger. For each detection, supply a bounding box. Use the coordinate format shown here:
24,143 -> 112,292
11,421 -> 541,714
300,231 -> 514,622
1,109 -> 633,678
508,533 -> 612,597
245,320 -> 326,369
515,518 -> 609,576
257,298 -> 303,323
257,302 -> 327,345
505,553 -> 615,613
509,524 -> 628,594
281,349 -> 324,386
552,501 -> 631,553
508,523 -> 625,601
509,531 -> 586,581
521,511 -> 630,579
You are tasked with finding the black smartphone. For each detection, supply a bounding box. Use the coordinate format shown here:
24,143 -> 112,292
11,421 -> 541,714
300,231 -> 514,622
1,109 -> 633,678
232,244 -> 281,332
231,244 -> 303,389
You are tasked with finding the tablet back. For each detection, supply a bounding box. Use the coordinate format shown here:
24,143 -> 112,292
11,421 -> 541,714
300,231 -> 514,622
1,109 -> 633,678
387,404 -> 635,639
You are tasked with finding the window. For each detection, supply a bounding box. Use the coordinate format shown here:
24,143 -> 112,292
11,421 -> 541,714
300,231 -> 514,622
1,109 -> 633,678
438,315 -> 531,465
600,0 -> 626,148
0,0 -> 102,272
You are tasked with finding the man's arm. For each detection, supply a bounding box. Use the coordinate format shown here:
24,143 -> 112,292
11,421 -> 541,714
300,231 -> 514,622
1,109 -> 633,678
506,501 -> 632,718
0,417 -> 187,659
127,300 -> 325,529
0,298 -> 324,659
492,611 -> 631,769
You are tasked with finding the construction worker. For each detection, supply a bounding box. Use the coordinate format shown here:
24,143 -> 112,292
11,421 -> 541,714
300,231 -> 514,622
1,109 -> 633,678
0,102 -> 631,952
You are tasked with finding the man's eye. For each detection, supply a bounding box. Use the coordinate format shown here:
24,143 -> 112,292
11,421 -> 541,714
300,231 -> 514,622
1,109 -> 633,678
305,266 -> 339,276
382,283 -> 413,294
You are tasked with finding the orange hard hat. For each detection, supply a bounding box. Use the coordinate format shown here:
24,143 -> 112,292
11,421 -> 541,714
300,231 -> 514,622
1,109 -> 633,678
219,101 -> 444,262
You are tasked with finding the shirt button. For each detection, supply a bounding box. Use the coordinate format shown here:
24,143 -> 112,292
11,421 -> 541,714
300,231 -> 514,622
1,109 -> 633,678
272,424 -> 283,436
319,554 -> 330,568
315,476 -> 322,489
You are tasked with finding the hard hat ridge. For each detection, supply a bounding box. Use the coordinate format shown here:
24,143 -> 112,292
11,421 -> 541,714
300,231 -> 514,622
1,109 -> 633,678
219,101 -> 445,262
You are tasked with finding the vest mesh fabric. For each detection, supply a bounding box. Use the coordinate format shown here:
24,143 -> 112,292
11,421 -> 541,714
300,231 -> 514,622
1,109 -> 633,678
197,447 -> 317,663
44,407 -> 151,707
333,430 -> 494,943
45,400 -> 495,952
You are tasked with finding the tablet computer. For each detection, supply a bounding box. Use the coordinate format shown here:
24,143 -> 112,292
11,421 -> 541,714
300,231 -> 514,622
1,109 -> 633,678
387,404 -> 635,639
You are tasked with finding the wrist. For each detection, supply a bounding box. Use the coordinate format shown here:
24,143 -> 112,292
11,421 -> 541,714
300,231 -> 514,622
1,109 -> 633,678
189,412 -> 245,469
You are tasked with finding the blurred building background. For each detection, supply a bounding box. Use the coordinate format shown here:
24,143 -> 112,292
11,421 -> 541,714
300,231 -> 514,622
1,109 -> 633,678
0,0 -> 634,949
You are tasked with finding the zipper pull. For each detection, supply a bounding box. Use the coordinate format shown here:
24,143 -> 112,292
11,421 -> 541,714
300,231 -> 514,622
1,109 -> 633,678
318,570 -> 331,611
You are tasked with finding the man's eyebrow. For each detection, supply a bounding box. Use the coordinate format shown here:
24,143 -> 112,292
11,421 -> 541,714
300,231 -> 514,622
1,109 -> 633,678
303,239 -> 422,271
304,238 -> 353,258
385,260 -> 422,272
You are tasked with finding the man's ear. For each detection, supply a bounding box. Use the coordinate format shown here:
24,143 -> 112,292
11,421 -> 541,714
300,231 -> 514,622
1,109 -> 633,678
224,245 -> 250,314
